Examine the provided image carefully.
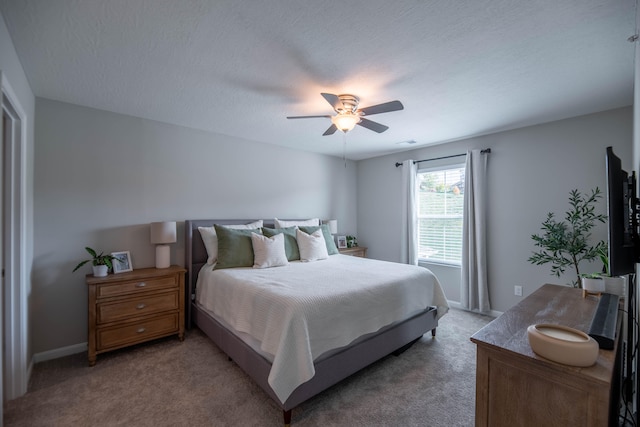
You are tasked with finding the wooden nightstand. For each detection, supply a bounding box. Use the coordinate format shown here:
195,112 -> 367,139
85,265 -> 186,366
338,246 -> 367,257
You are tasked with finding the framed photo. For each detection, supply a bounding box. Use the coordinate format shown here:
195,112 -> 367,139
337,236 -> 347,249
112,251 -> 133,273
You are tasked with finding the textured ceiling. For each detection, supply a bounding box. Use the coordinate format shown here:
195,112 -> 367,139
0,0 -> 635,160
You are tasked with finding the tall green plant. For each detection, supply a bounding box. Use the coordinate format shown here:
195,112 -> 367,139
528,188 -> 607,287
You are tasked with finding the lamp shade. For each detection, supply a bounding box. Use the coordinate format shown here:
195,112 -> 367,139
331,113 -> 360,132
323,219 -> 338,234
150,221 -> 177,244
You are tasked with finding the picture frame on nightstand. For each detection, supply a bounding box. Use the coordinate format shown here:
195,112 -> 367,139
337,236 -> 347,249
112,251 -> 133,273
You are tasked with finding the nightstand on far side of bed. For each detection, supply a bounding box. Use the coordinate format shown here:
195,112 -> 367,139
338,246 -> 367,258
85,265 -> 186,366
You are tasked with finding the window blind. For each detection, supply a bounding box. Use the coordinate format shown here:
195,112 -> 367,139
417,165 -> 465,264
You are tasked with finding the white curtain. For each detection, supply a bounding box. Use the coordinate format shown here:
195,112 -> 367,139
400,159 -> 418,265
461,150 -> 490,312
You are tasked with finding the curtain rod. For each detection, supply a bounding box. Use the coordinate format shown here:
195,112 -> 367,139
395,148 -> 491,167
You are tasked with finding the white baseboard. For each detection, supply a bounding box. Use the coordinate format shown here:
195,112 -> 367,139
447,300 -> 502,318
447,300 -> 463,310
33,342 -> 87,363
489,309 -> 503,318
27,357 -> 33,388
31,303 -> 501,364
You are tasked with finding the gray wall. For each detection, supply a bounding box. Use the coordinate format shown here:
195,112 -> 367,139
357,107 -> 632,313
33,98 -> 357,354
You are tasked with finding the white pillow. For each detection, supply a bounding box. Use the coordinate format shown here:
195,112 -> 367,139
296,228 -> 329,262
274,218 -> 320,228
251,232 -> 288,269
198,220 -> 263,265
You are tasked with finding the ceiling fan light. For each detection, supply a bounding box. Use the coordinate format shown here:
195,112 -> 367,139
331,114 -> 360,132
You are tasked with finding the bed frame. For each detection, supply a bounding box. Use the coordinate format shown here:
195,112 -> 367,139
184,219 -> 439,426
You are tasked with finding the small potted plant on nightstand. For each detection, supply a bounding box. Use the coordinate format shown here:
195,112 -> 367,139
72,247 -> 116,277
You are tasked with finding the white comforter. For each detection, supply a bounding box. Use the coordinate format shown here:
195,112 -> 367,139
196,254 -> 449,404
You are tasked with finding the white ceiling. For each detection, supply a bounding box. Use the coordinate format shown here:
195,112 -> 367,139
0,0 -> 635,160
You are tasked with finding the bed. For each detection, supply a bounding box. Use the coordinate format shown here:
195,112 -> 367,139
185,219 -> 449,425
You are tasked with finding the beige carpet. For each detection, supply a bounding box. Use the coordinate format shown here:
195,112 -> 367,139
5,308 -> 492,426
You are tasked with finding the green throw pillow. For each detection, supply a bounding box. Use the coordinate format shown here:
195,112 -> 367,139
262,227 -> 300,261
299,224 -> 339,255
214,225 -> 263,269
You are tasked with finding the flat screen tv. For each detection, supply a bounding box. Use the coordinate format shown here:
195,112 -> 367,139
605,146 -> 638,411
605,146 -> 637,277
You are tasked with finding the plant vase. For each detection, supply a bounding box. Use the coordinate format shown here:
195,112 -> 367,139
92,265 -> 108,277
604,276 -> 625,297
581,277 -> 605,293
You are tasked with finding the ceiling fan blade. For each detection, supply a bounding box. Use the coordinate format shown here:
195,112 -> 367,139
323,124 -> 338,136
358,100 -> 404,116
358,118 -> 389,133
287,115 -> 332,119
321,93 -> 342,111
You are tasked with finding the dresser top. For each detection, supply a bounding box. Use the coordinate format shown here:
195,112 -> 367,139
86,265 -> 186,285
471,284 -> 619,383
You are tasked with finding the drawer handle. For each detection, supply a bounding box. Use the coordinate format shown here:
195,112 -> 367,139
135,282 -> 146,288
136,327 -> 146,333
136,303 -> 146,310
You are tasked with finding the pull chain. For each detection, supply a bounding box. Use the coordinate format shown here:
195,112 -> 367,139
342,132 -> 347,168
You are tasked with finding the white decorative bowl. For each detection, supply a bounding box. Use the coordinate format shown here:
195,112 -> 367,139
527,324 -> 599,367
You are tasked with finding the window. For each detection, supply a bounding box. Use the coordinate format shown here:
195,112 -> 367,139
417,164 -> 465,265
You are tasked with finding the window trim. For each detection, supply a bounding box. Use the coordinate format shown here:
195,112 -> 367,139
416,162 -> 465,266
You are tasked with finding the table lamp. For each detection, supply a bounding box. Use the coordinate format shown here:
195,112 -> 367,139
323,219 -> 338,244
324,219 -> 338,235
150,221 -> 176,269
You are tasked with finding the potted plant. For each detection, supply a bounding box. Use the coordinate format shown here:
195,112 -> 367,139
581,273 -> 605,293
580,247 -> 626,295
528,188 -> 607,288
594,245 -> 626,296
72,247 -> 116,277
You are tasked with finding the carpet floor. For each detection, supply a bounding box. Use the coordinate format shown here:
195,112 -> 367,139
5,308 -> 492,426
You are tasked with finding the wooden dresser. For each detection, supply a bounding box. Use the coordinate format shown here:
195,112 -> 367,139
86,265 -> 186,366
471,284 -> 622,427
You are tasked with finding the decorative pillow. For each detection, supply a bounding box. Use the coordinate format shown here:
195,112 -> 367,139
299,224 -> 339,255
296,228 -> 329,262
214,225 -> 263,269
251,232 -> 288,269
198,220 -> 263,265
274,218 -> 320,229
262,227 -> 300,261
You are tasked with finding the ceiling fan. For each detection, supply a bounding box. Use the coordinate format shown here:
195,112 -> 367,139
287,93 -> 404,136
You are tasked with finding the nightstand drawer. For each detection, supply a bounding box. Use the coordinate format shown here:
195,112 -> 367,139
97,313 -> 179,350
97,291 -> 179,323
97,276 -> 177,298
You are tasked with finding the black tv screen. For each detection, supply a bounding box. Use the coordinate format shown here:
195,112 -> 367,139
605,146 -> 636,277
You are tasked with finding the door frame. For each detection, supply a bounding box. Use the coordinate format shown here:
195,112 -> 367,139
1,71 -> 29,400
